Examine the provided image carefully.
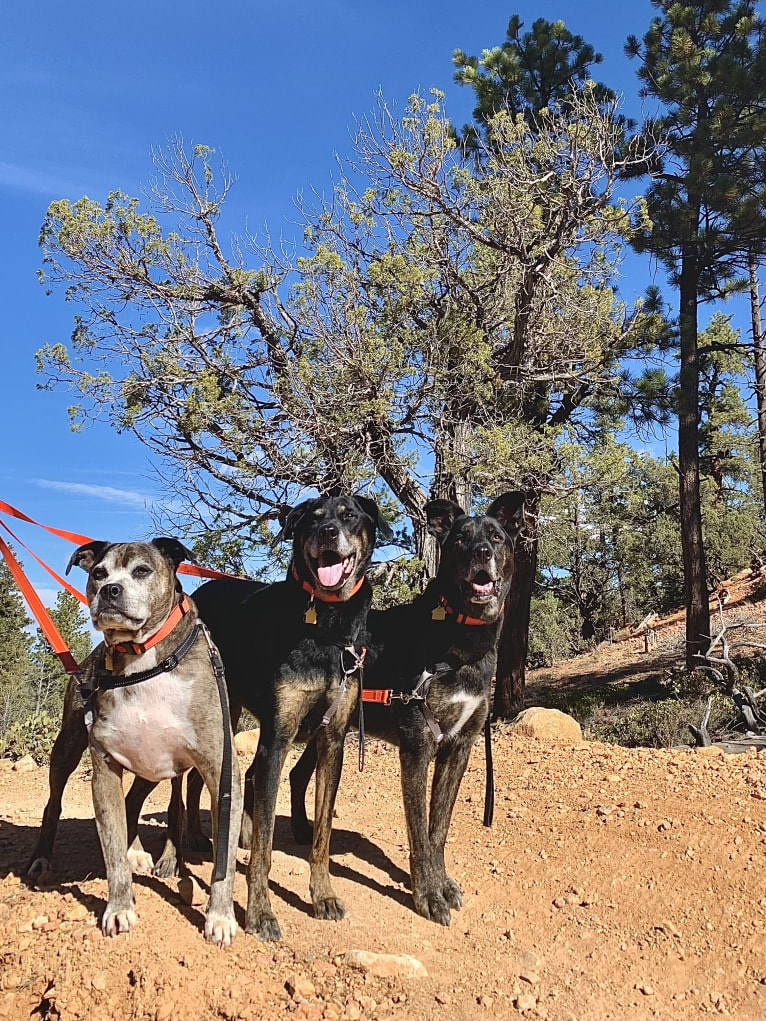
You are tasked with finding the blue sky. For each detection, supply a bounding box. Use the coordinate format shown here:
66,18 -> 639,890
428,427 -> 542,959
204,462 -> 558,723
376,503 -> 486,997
0,0 -> 700,605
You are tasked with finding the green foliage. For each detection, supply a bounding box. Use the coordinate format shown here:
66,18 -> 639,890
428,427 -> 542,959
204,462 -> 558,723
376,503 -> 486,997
30,592 -> 92,721
584,695 -> 738,748
0,558 -> 35,737
528,591 -> 584,666
0,712 -> 60,763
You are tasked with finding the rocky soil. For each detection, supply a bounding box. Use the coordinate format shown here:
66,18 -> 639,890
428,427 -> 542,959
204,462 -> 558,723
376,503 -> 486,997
1,731 -> 764,1021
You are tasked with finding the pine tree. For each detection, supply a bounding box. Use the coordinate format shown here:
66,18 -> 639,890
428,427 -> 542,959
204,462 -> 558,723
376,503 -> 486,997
0,558 -> 34,735
626,0 -> 766,666
31,592 -> 92,718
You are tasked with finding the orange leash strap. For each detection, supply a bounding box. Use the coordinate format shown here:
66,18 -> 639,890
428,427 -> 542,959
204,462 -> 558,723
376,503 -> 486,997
0,498 -> 243,582
0,534 -> 82,675
0,518 -> 88,606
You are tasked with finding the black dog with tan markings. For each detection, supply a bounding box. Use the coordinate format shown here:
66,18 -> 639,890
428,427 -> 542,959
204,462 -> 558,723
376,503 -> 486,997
190,494 -> 392,941
290,492 -> 524,927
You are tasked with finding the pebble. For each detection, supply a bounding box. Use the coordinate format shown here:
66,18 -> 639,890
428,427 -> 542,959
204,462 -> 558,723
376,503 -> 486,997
519,971 -> 540,984
155,994 -> 176,1020
178,876 -> 206,907
12,755 -> 37,772
31,915 -> 49,930
91,970 -> 110,991
515,992 -> 538,1011
286,975 -> 316,1000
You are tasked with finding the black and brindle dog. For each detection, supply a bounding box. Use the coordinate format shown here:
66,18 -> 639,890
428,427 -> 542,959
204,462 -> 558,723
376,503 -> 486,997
289,492 -> 524,927
188,494 -> 392,941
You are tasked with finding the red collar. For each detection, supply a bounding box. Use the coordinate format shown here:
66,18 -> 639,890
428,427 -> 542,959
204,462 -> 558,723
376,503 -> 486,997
108,594 -> 191,655
433,595 -> 503,627
290,561 -> 366,603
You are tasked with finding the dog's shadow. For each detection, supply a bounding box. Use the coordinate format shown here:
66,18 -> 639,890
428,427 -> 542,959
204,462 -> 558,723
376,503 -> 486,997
0,809 -> 413,923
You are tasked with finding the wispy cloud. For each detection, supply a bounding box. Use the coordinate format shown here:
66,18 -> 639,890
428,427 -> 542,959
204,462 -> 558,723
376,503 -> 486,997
0,160 -> 97,199
33,479 -> 156,509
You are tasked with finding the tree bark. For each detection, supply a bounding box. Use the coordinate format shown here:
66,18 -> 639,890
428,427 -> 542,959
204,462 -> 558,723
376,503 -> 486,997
493,497 -> 538,719
678,250 -> 710,667
749,251 -> 766,516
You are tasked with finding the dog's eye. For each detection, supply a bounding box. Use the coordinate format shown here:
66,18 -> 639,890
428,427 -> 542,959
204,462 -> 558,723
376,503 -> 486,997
453,534 -> 466,547
341,510 -> 355,522
492,533 -> 505,544
132,565 -> 153,579
91,566 -> 107,581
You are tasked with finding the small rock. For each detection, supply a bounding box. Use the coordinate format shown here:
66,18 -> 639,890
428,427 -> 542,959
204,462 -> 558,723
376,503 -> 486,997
636,983 -> 654,996
155,994 -> 176,1020
435,992 -> 451,1005
552,896 -> 566,909
344,950 -> 427,979
519,951 -> 545,970
31,915 -> 49,930
519,971 -> 539,984
178,876 -> 206,907
515,993 -> 538,1011
344,1003 -> 362,1021
91,970 -> 109,992
12,755 -> 37,773
478,994 -> 494,1007
358,996 -> 376,1011
286,975 -> 316,1000
66,904 -> 89,922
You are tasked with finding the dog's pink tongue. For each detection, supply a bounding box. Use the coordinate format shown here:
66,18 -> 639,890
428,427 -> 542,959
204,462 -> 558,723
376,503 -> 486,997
472,580 -> 494,596
318,562 -> 345,588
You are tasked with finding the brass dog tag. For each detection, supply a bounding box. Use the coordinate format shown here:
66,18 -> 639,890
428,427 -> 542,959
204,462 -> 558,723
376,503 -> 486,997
431,605 -> 446,621
304,603 -> 317,625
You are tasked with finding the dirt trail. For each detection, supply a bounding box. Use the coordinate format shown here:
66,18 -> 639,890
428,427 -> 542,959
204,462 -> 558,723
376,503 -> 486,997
1,734 -> 764,1021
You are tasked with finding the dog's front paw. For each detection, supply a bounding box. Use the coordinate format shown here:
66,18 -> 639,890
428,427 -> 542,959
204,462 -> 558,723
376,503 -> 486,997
102,905 -> 137,936
442,876 -> 462,910
205,911 -> 237,948
313,895 -> 345,922
127,845 -> 154,876
413,887 -> 451,927
245,910 -> 282,941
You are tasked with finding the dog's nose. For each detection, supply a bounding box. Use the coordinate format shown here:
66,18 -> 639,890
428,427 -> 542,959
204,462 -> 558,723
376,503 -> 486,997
475,544 -> 493,563
103,583 -> 123,601
318,522 -> 339,542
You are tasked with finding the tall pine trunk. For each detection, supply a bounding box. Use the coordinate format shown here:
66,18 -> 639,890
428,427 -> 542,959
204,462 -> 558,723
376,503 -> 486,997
749,251 -> 766,516
678,250 -> 710,666
493,495 -> 538,719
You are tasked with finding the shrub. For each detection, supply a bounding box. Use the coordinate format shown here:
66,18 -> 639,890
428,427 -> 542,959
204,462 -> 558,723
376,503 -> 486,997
0,712 -> 60,763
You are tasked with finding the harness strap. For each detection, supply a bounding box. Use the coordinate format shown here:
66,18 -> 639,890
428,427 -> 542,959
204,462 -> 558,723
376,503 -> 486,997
108,595 -> 192,656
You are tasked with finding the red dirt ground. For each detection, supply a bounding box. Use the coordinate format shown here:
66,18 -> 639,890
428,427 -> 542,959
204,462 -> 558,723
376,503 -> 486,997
1,731 -> 764,1021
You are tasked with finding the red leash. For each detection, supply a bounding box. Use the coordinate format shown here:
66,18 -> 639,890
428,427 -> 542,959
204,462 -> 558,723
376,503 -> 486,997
0,534 -> 82,675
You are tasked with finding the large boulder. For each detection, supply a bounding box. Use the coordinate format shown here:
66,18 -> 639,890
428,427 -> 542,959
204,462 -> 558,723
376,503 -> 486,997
509,707 -> 583,743
234,729 -> 259,757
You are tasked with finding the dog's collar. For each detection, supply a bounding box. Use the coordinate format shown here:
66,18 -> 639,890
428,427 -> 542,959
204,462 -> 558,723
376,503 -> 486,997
106,594 -> 192,656
431,595 -> 503,626
290,561 -> 366,604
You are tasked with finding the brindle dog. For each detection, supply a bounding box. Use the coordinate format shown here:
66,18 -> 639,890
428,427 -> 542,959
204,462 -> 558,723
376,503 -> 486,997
289,493 -> 524,927
188,494 -> 392,940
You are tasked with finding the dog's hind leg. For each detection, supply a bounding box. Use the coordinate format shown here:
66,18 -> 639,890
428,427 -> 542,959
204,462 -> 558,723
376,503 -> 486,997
289,737 -> 317,844
152,775 -> 185,877
309,728 -> 346,921
428,735 -> 474,912
399,743 -> 451,926
124,776 -> 158,875
27,680 -> 88,876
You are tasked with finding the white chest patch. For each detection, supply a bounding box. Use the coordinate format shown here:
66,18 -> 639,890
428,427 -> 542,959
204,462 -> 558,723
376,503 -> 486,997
91,655 -> 197,782
445,691 -> 486,740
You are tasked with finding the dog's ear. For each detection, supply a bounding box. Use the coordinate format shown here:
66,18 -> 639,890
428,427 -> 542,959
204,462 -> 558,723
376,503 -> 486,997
66,541 -> 111,576
425,498 -> 465,544
275,499 -> 317,543
353,496 -> 394,543
152,537 -> 198,568
487,492 -> 526,542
